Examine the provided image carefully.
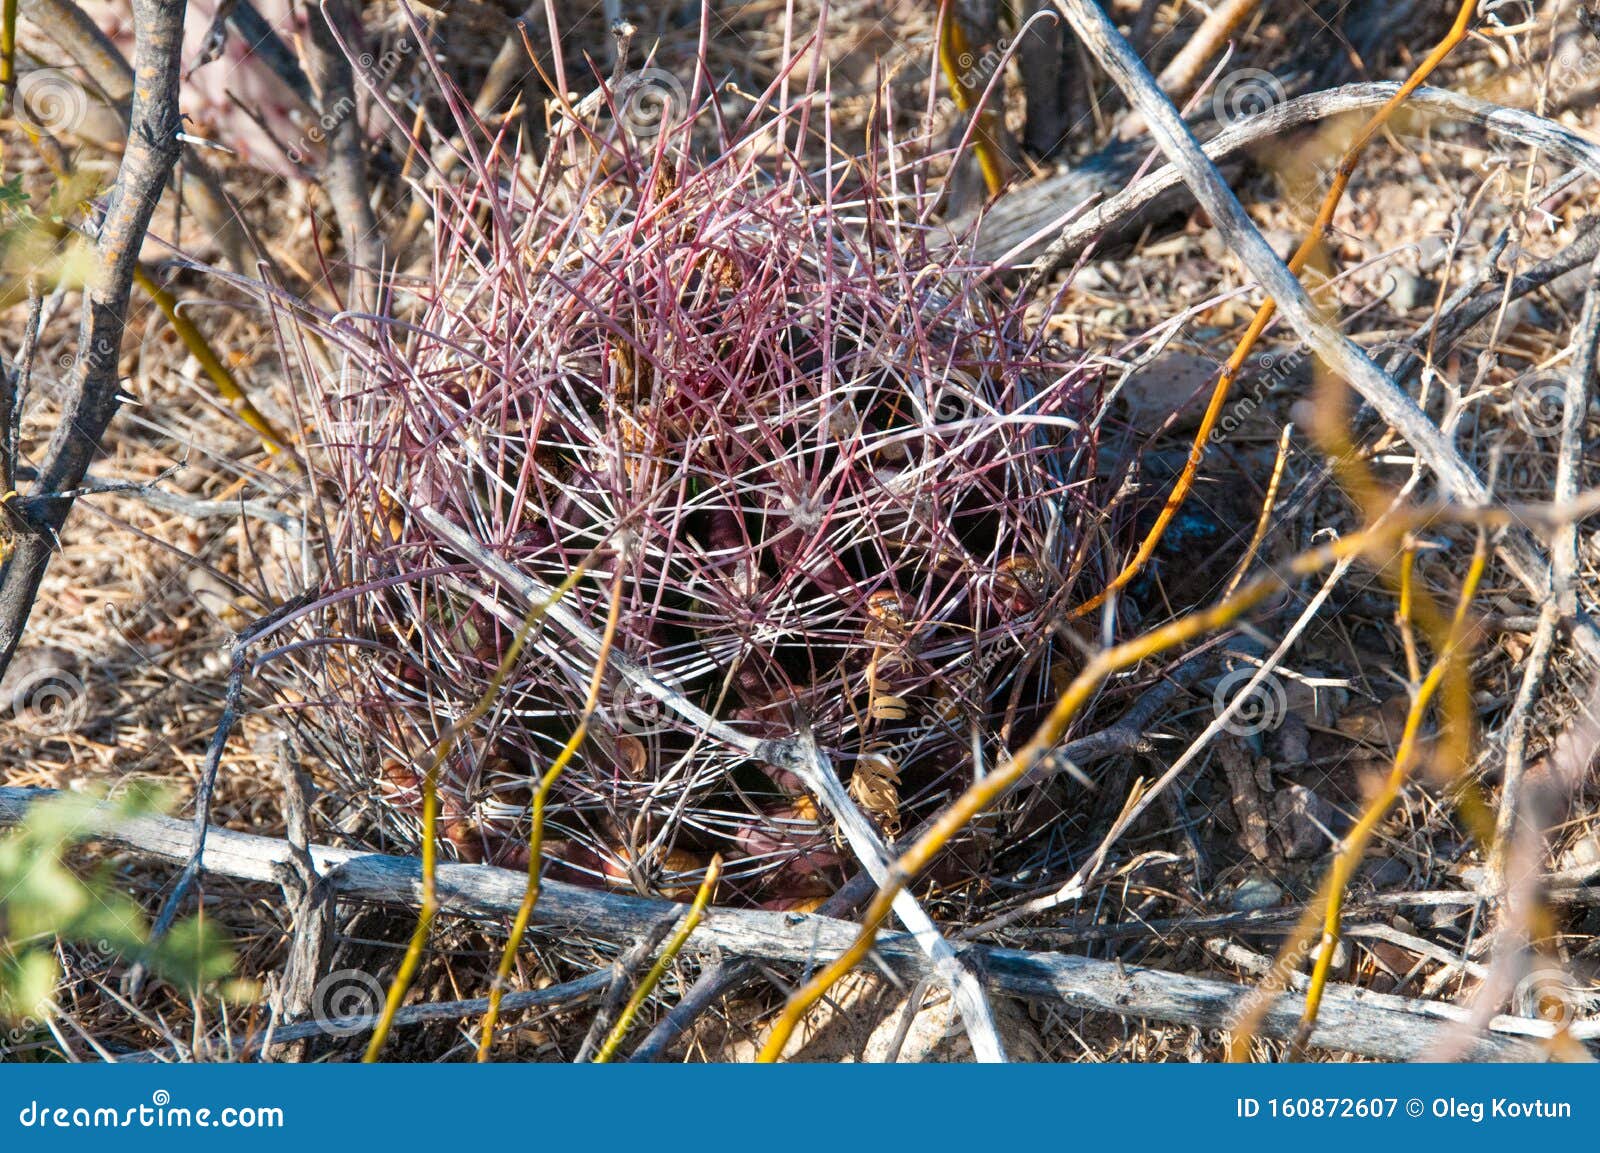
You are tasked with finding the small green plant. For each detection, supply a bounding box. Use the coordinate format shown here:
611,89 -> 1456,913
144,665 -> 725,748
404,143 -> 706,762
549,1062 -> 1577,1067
0,789 -> 242,1033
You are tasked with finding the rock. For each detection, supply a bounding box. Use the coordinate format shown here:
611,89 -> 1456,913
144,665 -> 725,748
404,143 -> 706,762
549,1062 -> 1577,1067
1337,692 -> 1411,750
860,990 -> 1046,1064
184,566 -> 247,627
1261,672 -> 1347,729
1274,785 -> 1337,859
1428,902 -> 1468,932
1312,937 -> 1351,977
1230,877 -> 1284,912
1359,856 -> 1413,888
1386,270 -> 1427,313
1366,938 -> 1420,979
1559,834 -> 1600,874
1267,711 -> 1311,765
726,973 -> 1046,1062
1417,233 -> 1452,271
0,646 -> 86,734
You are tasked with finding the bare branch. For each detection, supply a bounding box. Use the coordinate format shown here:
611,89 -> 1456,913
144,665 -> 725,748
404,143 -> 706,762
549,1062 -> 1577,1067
1045,0 -> 1600,667
0,0 -> 187,680
20,0 -> 256,274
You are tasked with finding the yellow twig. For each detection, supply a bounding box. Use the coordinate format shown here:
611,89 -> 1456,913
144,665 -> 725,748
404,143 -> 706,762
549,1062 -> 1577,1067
592,854 -> 722,1064
1289,534 -> 1486,1055
130,267 -> 297,464
756,513 -> 1440,1063
363,557 -> 595,1061
476,565 -> 628,1061
12,129 -> 294,464
1070,0 -> 1480,620
1220,422 -> 1292,601
1,0 -> 17,113
937,0 -> 1007,198
1398,541 -> 1422,684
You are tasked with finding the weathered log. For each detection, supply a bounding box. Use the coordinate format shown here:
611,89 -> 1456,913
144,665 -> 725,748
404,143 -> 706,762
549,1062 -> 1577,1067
1,785 -> 1590,1061
967,82 -> 1600,270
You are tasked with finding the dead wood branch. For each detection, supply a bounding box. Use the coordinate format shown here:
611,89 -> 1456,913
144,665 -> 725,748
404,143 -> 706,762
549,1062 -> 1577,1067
260,971 -> 612,1051
19,0 -> 256,275
304,0 -> 385,297
979,83 -> 1600,281
0,0 -> 186,681
408,503 -> 1007,1062
1115,0 -> 1262,139
0,785 -> 1590,1061
628,675 -> 1194,1061
1043,2 -> 1600,668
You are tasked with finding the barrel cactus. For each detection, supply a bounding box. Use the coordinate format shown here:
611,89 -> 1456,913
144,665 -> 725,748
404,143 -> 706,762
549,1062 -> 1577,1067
280,83 -> 1101,909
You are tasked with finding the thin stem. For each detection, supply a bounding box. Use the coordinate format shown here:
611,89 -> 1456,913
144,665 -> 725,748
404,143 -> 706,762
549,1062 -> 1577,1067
937,0 -> 1006,197
757,512 -> 1437,1063
1,0 -> 17,113
1219,422 -> 1291,601
592,855 -> 722,1064
1069,0 -> 1479,620
1290,535 -> 1487,1055
476,565 -> 627,1061
363,557 -> 595,1061
130,267 -> 296,463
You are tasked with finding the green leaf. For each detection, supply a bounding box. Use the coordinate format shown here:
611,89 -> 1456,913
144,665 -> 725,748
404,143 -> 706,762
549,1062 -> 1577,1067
148,917 -> 237,996
0,951 -> 58,1023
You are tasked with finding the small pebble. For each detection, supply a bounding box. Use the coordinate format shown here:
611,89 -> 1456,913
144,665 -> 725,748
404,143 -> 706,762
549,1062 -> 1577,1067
1559,834 -> 1600,873
1386,270 -> 1426,313
1230,877 -> 1284,912
1312,938 -> 1351,976
1359,856 -> 1412,888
